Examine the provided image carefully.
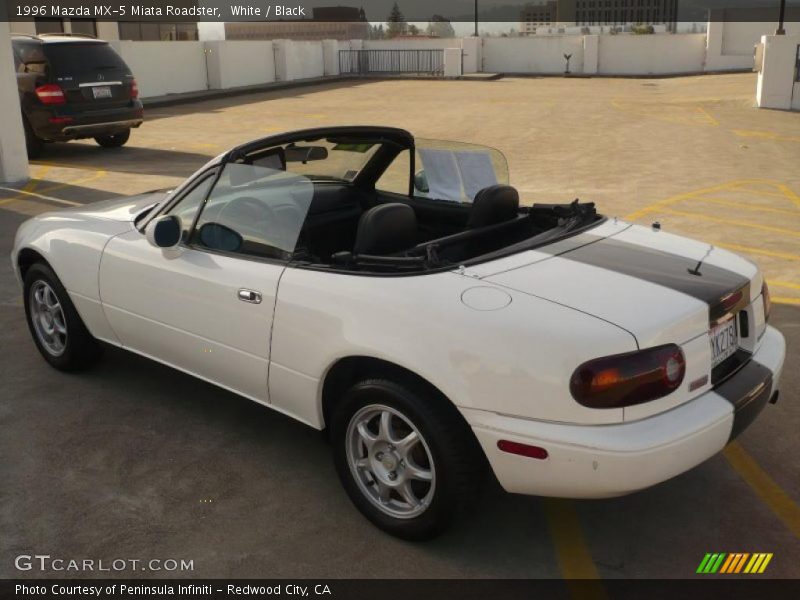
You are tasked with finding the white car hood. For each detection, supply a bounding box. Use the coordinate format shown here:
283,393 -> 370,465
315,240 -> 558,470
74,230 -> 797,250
56,190 -> 170,223
480,221 -> 760,347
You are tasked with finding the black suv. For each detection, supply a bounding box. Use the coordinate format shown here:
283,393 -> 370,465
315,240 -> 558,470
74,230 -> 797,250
12,33 -> 144,158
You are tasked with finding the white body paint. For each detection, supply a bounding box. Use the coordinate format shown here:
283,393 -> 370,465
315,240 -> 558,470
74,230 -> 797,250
12,188 -> 786,498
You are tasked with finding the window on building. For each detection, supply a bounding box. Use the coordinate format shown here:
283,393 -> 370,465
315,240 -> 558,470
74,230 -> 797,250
118,22 -> 198,41
34,18 -> 64,34
70,19 -> 97,37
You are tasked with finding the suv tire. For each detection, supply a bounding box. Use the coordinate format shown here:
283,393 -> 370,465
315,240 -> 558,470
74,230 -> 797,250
24,118 -> 44,159
94,130 -> 130,148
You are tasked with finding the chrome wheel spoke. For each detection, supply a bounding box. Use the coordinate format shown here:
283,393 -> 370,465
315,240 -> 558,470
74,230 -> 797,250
356,422 -> 378,451
378,410 -> 395,442
396,430 -> 419,457
376,480 -> 392,503
398,481 -> 421,508
405,461 -> 433,482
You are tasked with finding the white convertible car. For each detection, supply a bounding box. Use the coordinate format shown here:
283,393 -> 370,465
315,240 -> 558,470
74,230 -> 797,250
13,127 -> 785,539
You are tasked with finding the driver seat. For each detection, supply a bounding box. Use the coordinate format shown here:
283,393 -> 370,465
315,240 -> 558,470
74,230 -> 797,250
353,203 -> 417,255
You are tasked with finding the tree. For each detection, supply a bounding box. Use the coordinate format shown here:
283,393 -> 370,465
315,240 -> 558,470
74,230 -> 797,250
408,24 -> 419,36
368,24 -> 385,39
426,15 -> 455,38
386,2 -> 407,38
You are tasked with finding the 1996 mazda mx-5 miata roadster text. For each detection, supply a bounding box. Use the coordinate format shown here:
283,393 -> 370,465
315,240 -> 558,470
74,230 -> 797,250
12,127 -> 785,539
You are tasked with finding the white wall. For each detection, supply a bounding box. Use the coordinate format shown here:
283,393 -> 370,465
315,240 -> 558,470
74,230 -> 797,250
364,38 -> 462,51
0,19 -> 29,183
756,34 -> 800,110
110,41 -> 207,98
205,41 -> 275,89
483,36 -> 585,74
598,34 -> 707,75
285,40 -> 325,80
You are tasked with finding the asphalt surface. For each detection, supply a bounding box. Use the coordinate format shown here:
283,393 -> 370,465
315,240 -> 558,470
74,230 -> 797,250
1,75 -> 798,580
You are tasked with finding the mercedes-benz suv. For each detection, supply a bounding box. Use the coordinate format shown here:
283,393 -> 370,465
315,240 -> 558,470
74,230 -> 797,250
12,33 -> 144,158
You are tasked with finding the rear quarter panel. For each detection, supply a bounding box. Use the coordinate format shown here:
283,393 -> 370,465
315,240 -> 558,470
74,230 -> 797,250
269,267 -> 638,428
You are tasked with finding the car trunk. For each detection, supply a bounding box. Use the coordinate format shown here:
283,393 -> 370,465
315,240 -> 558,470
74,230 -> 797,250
44,42 -> 134,112
480,222 -> 764,420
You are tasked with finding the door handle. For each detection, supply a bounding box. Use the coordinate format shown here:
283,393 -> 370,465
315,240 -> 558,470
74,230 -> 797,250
237,289 -> 262,304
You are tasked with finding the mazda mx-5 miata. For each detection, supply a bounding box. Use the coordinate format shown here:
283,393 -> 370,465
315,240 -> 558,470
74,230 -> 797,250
12,127 -> 785,539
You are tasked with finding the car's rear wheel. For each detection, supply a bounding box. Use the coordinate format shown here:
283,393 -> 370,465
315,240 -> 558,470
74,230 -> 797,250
331,378 -> 482,540
23,263 -> 100,371
24,118 -> 44,159
94,129 -> 130,148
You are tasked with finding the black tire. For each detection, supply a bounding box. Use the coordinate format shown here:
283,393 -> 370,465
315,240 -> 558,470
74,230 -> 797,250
331,378 -> 484,540
24,118 -> 44,159
23,262 -> 100,371
94,129 -> 130,148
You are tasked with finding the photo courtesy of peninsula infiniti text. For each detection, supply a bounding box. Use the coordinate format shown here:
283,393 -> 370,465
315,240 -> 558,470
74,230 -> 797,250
12,127 -> 786,540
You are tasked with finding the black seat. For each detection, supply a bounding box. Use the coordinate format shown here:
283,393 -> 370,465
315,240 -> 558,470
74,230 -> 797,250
353,203 -> 417,255
467,185 -> 520,228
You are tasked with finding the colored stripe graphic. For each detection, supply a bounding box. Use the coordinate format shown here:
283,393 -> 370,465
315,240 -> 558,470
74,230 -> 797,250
698,553 -> 773,574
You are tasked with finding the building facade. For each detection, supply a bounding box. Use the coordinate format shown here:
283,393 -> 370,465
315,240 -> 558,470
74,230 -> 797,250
520,0 -> 679,32
225,6 -> 369,41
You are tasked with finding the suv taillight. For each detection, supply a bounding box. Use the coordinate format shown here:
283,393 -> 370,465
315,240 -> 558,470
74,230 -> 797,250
762,281 -> 771,322
570,344 -> 686,409
130,79 -> 139,99
35,83 -> 66,105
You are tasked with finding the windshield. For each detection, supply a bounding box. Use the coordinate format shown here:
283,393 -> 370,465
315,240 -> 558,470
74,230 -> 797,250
414,139 -> 509,204
247,138 -> 381,183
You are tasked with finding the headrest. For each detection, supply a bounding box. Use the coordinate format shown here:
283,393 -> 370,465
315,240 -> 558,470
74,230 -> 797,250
353,203 -> 417,256
467,185 -> 520,228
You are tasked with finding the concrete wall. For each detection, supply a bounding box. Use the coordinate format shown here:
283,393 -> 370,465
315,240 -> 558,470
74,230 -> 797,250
598,34 -> 707,75
483,36 -> 584,74
205,41 -> 275,90
756,34 -> 800,110
364,38 -> 462,51
0,19 -> 29,183
110,41 -> 208,98
285,41 -> 325,80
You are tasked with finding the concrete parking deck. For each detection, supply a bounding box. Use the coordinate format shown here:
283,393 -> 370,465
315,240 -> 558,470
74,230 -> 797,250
1,73 -> 798,580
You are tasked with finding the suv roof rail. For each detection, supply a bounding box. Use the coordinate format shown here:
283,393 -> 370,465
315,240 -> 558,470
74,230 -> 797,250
38,32 -> 98,39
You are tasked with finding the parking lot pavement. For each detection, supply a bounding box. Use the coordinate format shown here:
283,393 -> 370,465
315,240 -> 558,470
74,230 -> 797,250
1,74 -> 798,580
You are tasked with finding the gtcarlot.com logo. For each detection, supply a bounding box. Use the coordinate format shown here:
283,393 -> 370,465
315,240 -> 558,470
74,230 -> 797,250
696,552 -> 773,574
15,554 -> 194,573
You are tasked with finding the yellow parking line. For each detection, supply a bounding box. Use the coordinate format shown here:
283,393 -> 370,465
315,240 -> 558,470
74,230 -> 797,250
543,498 -> 605,596
0,165 -> 51,206
716,243 -> 800,261
624,181 -> 751,221
723,442 -> 800,540
660,208 -> 800,239
772,297 -> 800,305
697,106 -> 719,126
777,183 -> 800,210
768,280 -> 800,291
37,170 -> 106,194
693,198 -> 800,217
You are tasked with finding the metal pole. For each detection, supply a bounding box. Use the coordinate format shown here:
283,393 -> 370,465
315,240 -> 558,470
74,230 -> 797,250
474,0 -> 479,37
776,0 -> 786,35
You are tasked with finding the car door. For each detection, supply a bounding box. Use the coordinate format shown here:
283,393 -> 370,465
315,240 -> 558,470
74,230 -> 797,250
99,164 -> 313,403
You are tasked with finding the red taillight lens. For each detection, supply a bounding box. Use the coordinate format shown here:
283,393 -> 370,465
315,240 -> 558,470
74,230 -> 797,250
130,79 -> 139,99
570,344 -> 686,409
762,281 -> 771,322
35,83 -> 66,105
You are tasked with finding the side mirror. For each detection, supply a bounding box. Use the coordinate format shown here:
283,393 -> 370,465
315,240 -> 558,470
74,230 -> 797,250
414,169 -> 429,193
145,215 -> 181,248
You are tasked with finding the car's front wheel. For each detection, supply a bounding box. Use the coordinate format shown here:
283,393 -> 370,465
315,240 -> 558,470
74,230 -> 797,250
23,263 -> 100,371
331,378 -> 482,540
94,129 -> 130,148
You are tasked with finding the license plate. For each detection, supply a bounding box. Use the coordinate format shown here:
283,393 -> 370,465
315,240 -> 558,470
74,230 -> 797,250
709,317 -> 738,368
92,86 -> 112,99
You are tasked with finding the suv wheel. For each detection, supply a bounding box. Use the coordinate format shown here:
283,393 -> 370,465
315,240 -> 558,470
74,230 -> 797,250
23,263 -> 100,371
24,119 -> 44,159
331,378 -> 482,540
94,129 -> 130,148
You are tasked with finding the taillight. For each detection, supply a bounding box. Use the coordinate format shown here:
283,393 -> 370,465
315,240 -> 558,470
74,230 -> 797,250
570,344 -> 686,409
130,79 -> 139,99
35,83 -> 66,105
762,281 -> 771,322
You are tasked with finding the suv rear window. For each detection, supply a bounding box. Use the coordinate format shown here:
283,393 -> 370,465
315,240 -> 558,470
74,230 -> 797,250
43,43 -> 128,75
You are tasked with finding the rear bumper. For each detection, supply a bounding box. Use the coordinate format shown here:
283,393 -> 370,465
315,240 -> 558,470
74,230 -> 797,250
29,100 -> 143,140
465,325 -> 785,498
